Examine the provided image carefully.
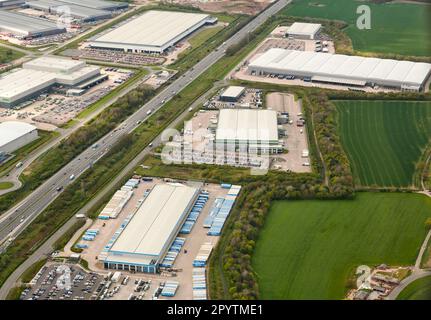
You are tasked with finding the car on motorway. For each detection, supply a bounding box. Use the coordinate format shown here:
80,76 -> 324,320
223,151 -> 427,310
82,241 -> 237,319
56,186 -> 63,192
69,174 -> 75,181
146,109 -> 153,115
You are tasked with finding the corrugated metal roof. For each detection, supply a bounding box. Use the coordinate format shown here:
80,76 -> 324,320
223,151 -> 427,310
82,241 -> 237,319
0,10 -> 65,35
216,109 -> 278,143
0,121 -> 37,147
250,48 -> 431,87
91,10 -> 210,48
287,22 -> 321,36
109,183 -> 198,257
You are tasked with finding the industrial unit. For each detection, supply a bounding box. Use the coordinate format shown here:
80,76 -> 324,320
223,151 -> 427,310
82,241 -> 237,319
0,0 -> 24,7
26,0 -> 112,22
0,10 -> 66,38
103,183 -> 200,273
89,10 -> 217,53
220,86 -> 246,102
286,22 -> 321,40
0,56 -> 101,107
54,0 -> 128,11
0,121 -> 38,154
215,109 -> 282,154
249,48 -> 431,92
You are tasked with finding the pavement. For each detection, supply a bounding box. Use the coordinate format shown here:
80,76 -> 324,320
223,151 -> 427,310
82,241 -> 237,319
0,0 -> 291,299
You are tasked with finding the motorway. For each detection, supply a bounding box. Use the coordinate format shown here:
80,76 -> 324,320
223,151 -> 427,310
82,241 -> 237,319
0,0 -> 289,294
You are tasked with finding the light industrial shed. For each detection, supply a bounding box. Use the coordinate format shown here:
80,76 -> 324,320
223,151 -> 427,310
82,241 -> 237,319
249,48 -> 431,91
89,10 -> 216,53
0,56 -> 100,107
26,0 -> 112,22
215,109 -> 282,154
287,22 -> 321,40
0,10 -> 66,38
103,183 -> 199,273
220,86 -> 246,102
0,0 -> 24,7
0,121 -> 38,154
53,0 -> 128,11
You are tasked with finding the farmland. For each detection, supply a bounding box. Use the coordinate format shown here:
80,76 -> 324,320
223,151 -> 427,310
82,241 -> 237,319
397,276 -> 431,300
282,0 -> 431,56
252,193 -> 431,300
335,100 -> 431,188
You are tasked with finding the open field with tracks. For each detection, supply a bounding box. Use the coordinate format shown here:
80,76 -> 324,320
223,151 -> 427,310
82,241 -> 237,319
282,0 -> 431,56
252,193 -> 431,299
397,275 -> 431,300
335,100 -> 431,188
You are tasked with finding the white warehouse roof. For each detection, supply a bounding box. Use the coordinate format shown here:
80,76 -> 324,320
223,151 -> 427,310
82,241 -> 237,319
0,56 -> 100,106
249,48 -> 431,89
221,86 -> 246,99
0,121 -> 37,148
89,10 -> 212,53
109,183 -> 198,260
287,22 -> 321,36
216,109 -> 279,143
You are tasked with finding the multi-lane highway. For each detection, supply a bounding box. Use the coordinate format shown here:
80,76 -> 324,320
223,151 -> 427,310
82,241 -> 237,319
0,0 -> 289,254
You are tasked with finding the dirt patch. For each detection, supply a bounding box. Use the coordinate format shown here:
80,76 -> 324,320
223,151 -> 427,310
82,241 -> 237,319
162,0 -> 273,15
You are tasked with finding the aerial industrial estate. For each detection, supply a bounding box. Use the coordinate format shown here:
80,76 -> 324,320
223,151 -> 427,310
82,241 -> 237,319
0,0 -> 430,307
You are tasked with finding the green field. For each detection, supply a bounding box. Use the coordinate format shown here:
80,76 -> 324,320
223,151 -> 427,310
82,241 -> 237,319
283,0 -> 431,56
0,47 -> 23,64
397,276 -> 431,300
335,100 -> 431,188
252,193 -> 431,300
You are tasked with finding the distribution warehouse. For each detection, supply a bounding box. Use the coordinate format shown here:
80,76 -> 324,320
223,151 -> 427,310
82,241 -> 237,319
26,0 -> 113,22
102,183 -> 200,273
0,10 -> 66,38
0,56 -> 101,107
0,0 -> 24,7
89,10 -> 217,53
0,121 -> 38,154
249,48 -> 431,92
286,22 -> 321,40
215,109 -> 282,154
53,0 -> 128,11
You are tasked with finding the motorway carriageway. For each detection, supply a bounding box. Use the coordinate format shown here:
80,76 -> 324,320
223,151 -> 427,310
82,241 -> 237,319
0,0 -> 290,252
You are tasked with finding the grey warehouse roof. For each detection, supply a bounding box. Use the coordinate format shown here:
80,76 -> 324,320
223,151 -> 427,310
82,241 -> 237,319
0,121 -> 37,148
249,48 -> 431,88
90,10 -> 210,51
216,109 -> 279,143
26,0 -> 112,20
55,0 -> 128,11
0,10 -> 66,36
109,183 -> 198,258
287,22 -> 321,36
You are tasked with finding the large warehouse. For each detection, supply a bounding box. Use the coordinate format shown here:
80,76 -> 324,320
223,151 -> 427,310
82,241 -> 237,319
0,56 -> 101,107
215,109 -> 282,154
89,10 -> 216,53
103,183 -> 200,273
0,121 -> 38,154
0,10 -> 66,38
0,0 -> 24,7
287,22 -> 321,40
26,0 -> 112,22
249,48 -> 431,92
54,0 -> 128,11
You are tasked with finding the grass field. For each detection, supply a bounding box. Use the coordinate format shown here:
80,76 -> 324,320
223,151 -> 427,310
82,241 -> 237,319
397,276 -> 431,300
335,100 -> 431,188
0,47 -> 24,64
0,182 -> 13,190
252,192 -> 431,300
283,0 -> 431,56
